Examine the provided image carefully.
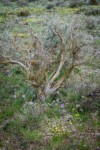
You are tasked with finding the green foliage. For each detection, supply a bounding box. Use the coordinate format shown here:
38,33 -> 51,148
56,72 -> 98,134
78,5 -> 100,16
51,134 -> 64,144
1,0 -> 11,6
17,8 -> 30,17
21,103 -> 44,130
55,7 -> 79,15
45,94 -> 54,103
21,129 -> 42,141
46,105 -> 61,118
17,0 -> 28,7
0,67 -> 34,122
67,90 -> 81,102
28,0 -> 37,1
77,140 -> 90,150
95,39 -> 100,45
46,4 -> 54,9
85,7 -> 100,15
69,0 -> 86,8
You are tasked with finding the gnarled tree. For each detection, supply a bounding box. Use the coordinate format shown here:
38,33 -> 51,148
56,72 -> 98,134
0,16 -> 94,100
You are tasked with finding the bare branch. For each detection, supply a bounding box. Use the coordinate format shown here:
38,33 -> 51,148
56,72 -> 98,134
0,55 -> 27,70
49,25 -> 65,45
45,64 -> 75,94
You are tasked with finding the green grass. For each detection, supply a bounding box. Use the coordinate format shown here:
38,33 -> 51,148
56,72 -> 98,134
21,129 -> 42,141
0,65 -> 99,149
0,66 -> 34,122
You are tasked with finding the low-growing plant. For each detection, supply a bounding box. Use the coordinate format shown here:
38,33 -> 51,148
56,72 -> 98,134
69,0 -> 86,8
17,9 -> 30,17
85,7 -> 100,15
1,0 -> 11,6
46,4 -> 54,10
17,0 -> 28,7
21,129 -> 42,142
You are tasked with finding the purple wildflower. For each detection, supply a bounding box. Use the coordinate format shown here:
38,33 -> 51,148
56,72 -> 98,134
60,104 -> 64,108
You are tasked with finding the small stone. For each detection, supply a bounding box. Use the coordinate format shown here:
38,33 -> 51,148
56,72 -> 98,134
22,95 -> 25,99
13,95 -> 17,99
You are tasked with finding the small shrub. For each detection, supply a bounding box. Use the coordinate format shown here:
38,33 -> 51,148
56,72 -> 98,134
48,0 -> 53,1
17,9 -> 30,17
46,4 -> 54,10
69,2 -> 78,8
10,0 -> 17,1
1,0 -> 11,6
46,106 -> 61,118
86,18 -> 96,30
85,8 -> 100,16
28,0 -> 37,2
80,88 -> 100,112
77,140 -> 90,150
17,0 -> 28,7
69,1 -> 85,8
21,129 -> 42,142
20,102 -> 44,130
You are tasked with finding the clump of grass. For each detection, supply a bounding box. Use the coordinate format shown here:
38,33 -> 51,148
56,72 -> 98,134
46,4 -> 54,10
46,105 -> 61,118
17,9 -> 30,17
17,0 -> 28,7
77,140 -> 90,150
21,129 -> 42,142
1,0 -> 11,6
78,5 -> 100,16
69,1 -> 86,8
55,7 -> 79,15
85,8 -> 100,16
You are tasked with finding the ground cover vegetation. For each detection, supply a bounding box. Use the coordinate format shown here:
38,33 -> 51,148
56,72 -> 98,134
0,0 -> 100,149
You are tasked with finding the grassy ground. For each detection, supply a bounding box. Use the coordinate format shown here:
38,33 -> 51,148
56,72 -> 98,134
0,1 -> 100,150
